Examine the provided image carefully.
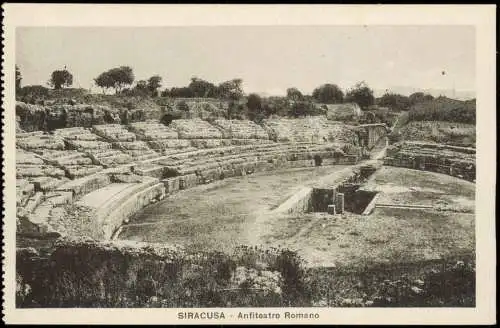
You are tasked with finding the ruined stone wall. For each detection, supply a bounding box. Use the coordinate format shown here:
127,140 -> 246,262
384,142 -> 475,182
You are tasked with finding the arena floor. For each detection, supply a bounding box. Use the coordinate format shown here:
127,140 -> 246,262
118,165 -> 475,268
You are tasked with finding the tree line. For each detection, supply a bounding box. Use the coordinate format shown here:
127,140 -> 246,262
15,65 -> 443,116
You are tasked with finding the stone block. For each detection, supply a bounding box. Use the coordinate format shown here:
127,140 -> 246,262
179,174 -> 199,190
163,177 -> 180,193
45,191 -> 73,206
327,204 -> 336,215
335,193 -> 345,214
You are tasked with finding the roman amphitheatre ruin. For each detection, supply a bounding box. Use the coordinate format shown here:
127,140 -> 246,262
15,97 -> 476,307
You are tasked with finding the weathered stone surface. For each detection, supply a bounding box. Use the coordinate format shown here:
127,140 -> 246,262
163,177 -> 180,194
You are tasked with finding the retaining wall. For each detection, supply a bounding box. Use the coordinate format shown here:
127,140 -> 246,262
102,183 -> 165,240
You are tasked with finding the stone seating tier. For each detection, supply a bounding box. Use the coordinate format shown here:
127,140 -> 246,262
128,121 -> 179,140
52,127 -> 101,141
85,149 -> 134,168
17,165 -> 66,179
17,135 -> 66,151
66,139 -> 112,150
16,149 -> 45,165
92,124 -> 137,142
170,119 -> 224,139
213,119 -> 270,139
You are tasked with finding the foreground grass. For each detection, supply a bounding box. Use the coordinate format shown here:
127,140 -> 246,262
16,237 -> 475,308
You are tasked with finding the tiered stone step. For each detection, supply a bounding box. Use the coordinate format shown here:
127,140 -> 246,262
16,179 -> 35,206
170,118 -> 223,139
52,127 -> 100,141
27,191 -> 75,236
213,119 -> 270,139
55,173 -> 111,198
66,139 -> 112,150
36,149 -> 102,179
16,131 -> 45,139
128,120 -> 178,140
384,141 -> 476,181
40,150 -> 93,166
92,124 -> 137,142
29,176 -> 70,192
144,143 -> 353,190
147,139 -> 192,151
85,148 -> 134,168
17,164 -> 66,179
112,141 -> 159,161
17,134 -> 66,151
262,117 -> 357,144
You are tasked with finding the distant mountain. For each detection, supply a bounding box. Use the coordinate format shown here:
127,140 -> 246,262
374,86 -> 475,100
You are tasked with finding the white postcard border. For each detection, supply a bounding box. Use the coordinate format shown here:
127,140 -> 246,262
2,4 -> 496,325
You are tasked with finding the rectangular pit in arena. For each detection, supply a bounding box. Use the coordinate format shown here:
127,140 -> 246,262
269,164 -> 382,217
309,186 -> 378,215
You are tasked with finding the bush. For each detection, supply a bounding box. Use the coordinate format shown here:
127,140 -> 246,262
17,85 -> 50,103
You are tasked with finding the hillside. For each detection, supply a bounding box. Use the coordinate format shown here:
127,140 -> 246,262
408,97 -> 476,125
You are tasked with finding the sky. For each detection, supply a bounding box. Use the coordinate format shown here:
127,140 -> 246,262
16,26 -> 476,97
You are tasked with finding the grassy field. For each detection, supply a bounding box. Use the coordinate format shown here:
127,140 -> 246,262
363,166 -> 475,211
263,166 -> 474,267
118,166 -> 349,252
262,208 -> 474,268
119,165 -> 475,269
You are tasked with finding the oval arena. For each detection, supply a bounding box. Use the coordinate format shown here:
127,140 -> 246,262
16,115 -> 475,267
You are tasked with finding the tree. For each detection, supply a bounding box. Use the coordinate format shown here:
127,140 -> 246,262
124,80 -> 149,96
345,81 -> 375,109
377,92 -> 411,111
94,66 -> 134,94
288,100 -> 323,118
49,69 -> 73,90
409,92 -> 434,106
15,65 -> 22,92
94,72 -> 115,94
262,96 -> 289,117
218,79 -> 244,101
168,87 -> 194,98
286,87 -> 304,101
246,93 -> 264,121
147,75 -> 162,97
312,84 -> 344,104
188,77 -> 218,98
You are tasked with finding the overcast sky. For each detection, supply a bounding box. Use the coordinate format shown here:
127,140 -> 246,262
16,26 -> 475,96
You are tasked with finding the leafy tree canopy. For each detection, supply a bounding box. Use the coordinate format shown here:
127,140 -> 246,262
94,66 -> 134,93
312,84 -> 344,104
345,81 -> 375,110
49,69 -> 73,90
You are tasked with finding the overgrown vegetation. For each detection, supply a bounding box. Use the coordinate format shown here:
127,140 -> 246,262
307,254 -> 475,307
408,97 -> 476,125
16,240 -> 312,308
16,238 -> 475,308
